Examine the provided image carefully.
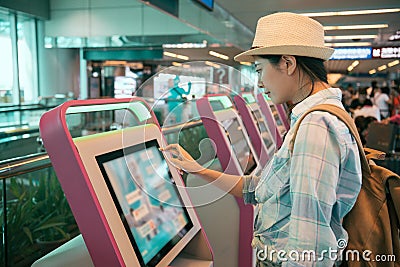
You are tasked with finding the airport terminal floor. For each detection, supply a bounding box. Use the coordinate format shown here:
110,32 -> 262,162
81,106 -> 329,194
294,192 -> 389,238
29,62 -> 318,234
0,1 -> 399,266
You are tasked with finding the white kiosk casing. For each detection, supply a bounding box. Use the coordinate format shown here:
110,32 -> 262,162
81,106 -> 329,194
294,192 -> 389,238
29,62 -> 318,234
234,93 -> 276,167
38,98 -> 213,267
194,94 -> 258,267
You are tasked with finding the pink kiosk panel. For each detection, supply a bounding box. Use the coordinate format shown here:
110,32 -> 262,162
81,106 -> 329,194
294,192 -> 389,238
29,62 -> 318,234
233,93 -> 275,167
256,93 -> 287,148
39,98 -> 213,267
196,94 -> 257,267
275,103 -> 290,131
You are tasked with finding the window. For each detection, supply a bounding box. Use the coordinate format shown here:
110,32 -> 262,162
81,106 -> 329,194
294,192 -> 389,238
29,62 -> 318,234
0,9 -> 39,106
0,10 -> 13,105
17,15 -> 38,104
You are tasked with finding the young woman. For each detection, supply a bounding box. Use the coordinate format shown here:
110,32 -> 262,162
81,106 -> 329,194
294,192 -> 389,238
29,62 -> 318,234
162,12 -> 362,267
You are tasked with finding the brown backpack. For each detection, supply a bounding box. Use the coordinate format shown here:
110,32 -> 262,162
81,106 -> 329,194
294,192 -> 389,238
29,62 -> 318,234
290,104 -> 400,267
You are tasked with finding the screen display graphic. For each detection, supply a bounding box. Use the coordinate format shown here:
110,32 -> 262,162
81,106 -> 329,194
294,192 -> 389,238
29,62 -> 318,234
97,140 -> 193,266
220,119 -> 256,175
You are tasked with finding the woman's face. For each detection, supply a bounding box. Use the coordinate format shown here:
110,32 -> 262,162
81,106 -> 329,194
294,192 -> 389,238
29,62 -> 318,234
254,56 -> 297,104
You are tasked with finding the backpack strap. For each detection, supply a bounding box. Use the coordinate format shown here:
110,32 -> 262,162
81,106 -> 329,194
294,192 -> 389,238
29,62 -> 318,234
289,104 -> 371,175
363,147 -> 385,161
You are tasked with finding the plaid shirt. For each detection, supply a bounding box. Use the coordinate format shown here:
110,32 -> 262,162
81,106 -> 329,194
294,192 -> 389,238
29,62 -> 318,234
243,88 -> 362,266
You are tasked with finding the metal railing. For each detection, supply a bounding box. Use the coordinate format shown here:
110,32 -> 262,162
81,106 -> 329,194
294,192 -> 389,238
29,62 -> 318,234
1,153 -> 52,266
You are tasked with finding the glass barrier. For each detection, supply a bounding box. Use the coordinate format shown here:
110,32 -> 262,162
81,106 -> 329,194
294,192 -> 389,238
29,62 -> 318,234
0,154 -> 79,267
0,115 -> 219,265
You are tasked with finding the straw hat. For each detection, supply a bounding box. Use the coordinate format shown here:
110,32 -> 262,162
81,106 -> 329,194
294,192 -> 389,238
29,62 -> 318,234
234,12 -> 334,62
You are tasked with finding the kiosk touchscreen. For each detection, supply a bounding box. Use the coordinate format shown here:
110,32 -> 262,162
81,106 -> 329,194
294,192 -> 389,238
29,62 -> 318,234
234,93 -> 275,167
256,93 -> 286,148
220,117 -> 257,174
194,94 -> 257,267
38,98 -> 212,267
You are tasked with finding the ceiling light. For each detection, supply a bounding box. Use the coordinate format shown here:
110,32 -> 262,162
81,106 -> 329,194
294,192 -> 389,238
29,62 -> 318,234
104,60 -> 127,65
388,60 -> 400,68
176,54 -> 189,60
351,60 -> 360,67
240,62 -> 252,66
300,8 -> 400,17
209,51 -> 229,60
205,61 -> 221,68
172,62 -> 191,68
163,41 -> 207,48
324,24 -> 388,30
163,51 -> 189,60
327,73 -> 343,85
164,51 -> 177,57
377,65 -> 387,71
324,35 -> 377,41
389,31 -> 400,41
369,69 -> 377,74
325,42 -> 371,47
347,60 -> 360,72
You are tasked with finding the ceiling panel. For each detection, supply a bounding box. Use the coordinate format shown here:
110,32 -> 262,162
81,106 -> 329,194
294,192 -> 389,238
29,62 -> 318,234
213,0 -> 400,74
216,0 -> 400,30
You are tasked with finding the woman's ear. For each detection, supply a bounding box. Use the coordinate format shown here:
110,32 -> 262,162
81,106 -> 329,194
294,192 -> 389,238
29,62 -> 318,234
281,55 -> 296,75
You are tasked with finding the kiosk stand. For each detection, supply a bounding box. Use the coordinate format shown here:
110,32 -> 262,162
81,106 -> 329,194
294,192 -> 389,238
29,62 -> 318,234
234,93 -> 276,167
37,98 -> 213,267
193,94 -> 257,267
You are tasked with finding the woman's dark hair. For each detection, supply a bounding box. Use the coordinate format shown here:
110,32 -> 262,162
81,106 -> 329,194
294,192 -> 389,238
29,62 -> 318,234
381,86 -> 390,95
363,99 -> 373,106
259,55 -> 329,117
258,55 -> 328,84
355,116 -> 377,145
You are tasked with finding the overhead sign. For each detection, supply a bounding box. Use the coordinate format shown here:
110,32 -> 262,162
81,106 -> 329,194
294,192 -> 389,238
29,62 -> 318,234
329,47 -> 372,60
389,30 -> 400,41
372,47 -> 400,59
194,0 -> 214,11
329,46 -> 400,60
141,0 -> 179,17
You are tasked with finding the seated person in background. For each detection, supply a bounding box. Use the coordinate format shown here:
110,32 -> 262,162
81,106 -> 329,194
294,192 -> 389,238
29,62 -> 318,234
341,84 -> 353,112
349,87 -> 367,114
382,113 -> 400,125
373,86 -> 391,119
353,99 -> 381,121
354,116 -> 378,145
391,86 -> 400,116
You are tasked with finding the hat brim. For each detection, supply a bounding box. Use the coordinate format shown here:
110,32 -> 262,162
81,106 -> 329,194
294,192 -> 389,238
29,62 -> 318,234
234,45 -> 334,62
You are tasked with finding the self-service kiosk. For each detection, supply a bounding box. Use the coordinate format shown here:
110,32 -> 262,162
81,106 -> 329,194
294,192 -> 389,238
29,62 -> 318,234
234,93 -> 276,167
275,103 -> 290,131
256,93 -> 287,148
37,98 -> 213,267
191,94 -> 258,267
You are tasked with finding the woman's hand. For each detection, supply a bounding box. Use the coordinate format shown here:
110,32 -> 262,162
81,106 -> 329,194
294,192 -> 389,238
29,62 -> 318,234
160,144 -> 205,174
161,144 -> 244,198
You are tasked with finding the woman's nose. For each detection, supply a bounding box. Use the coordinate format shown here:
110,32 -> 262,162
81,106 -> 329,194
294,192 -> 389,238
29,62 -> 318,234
258,79 -> 264,88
